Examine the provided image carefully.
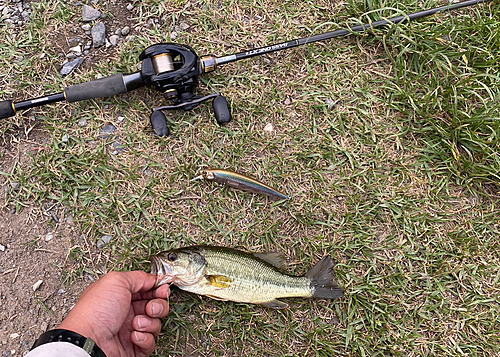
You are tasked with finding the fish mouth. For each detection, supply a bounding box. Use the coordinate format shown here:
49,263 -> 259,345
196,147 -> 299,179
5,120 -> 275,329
150,255 -> 173,288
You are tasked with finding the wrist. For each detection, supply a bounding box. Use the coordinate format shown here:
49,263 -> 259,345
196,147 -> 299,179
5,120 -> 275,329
31,329 -> 106,357
57,320 -> 99,346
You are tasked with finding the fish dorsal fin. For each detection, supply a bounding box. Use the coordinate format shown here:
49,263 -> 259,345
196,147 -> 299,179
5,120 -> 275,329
253,252 -> 287,270
261,299 -> 289,309
206,275 -> 232,288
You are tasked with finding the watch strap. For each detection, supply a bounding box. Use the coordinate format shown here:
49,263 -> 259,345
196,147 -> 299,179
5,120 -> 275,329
31,329 -> 106,357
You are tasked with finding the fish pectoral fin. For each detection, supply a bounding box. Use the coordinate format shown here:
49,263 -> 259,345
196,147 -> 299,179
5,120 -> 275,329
206,274 -> 232,288
253,252 -> 287,270
261,299 -> 289,309
205,294 -> 229,301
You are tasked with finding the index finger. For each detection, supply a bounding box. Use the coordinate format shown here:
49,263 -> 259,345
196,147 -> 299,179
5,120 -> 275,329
132,283 -> 171,301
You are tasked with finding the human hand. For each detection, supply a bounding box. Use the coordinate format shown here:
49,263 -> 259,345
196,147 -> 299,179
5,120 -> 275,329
57,271 -> 170,357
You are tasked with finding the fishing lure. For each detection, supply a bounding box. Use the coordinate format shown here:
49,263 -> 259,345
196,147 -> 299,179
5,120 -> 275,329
192,168 -> 289,200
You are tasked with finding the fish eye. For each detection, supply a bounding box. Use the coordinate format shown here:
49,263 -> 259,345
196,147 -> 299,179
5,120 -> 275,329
167,253 -> 177,262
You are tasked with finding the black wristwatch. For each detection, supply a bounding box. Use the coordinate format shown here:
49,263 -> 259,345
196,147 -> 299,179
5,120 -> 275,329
31,329 -> 106,357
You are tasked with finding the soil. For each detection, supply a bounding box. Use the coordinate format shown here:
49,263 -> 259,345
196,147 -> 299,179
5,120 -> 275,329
0,125 -> 98,356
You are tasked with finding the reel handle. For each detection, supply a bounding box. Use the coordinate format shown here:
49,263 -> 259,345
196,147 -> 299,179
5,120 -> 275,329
150,110 -> 170,137
212,96 -> 231,125
150,93 -> 232,136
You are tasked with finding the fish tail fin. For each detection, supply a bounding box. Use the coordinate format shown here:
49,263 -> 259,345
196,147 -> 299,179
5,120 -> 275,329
306,256 -> 344,299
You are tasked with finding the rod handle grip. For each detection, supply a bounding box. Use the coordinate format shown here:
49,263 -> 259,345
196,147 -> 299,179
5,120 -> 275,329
64,74 -> 127,102
0,100 -> 15,119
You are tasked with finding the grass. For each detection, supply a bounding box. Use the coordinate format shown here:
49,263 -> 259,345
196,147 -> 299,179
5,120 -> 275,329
1,0 -> 500,356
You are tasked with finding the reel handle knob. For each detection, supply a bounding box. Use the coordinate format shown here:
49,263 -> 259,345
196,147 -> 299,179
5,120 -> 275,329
150,110 -> 170,136
212,95 -> 231,125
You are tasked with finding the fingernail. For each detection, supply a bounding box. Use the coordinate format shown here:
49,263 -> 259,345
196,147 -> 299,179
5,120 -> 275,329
152,301 -> 163,317
138,317 -> 151,330
134,331 -> 147,342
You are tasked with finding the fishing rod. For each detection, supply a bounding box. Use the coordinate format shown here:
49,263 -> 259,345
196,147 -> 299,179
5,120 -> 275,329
0,0 -> 492,136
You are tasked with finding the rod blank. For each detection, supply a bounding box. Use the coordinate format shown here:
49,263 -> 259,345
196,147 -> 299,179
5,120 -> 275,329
216,0 -> 493,65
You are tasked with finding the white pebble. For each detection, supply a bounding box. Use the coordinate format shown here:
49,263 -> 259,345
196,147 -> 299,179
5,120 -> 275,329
32,280 -> 43,292
264,123 -> 274,133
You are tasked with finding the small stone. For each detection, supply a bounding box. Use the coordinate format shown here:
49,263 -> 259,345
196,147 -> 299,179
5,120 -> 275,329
117,116 -> 125,122
61,57 -> 83,76
82,24 -> 91,31
45,232 -> 53,242
179,21 -> 190,30
78,118 -> 87,127
66,215 -> 74,224
109,34 -> 119,46
92,22 -> 106,48
112,140 -> 125,152
69,45 -> 81,54
99,124 -> 116,138
264,123 -> 274,134
57,288 -> 66,294
61,134 -> 69,143
97,235 -> 112,249
115,29 -> 122,36
325,98 -> 335,109
121,26 -> 130,36
32,280 -> 43,292
0,244 -> 5,252
10,333 -> 19,340
170,31 -> 177,40
284,97 -> 291,105
82,4 -> 101,22
10,182 -> 20,191
126,3 -> 134,11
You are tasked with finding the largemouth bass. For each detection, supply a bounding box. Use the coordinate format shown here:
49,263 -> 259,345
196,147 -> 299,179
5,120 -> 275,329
151,245 -> 343,309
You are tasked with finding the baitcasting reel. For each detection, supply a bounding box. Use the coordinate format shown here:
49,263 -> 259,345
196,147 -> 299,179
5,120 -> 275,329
0,0 -> 490,136
139,43 -> 231,136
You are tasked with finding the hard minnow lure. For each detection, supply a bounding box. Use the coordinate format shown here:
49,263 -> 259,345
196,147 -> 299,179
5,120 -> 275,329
191,168 -> 289,200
